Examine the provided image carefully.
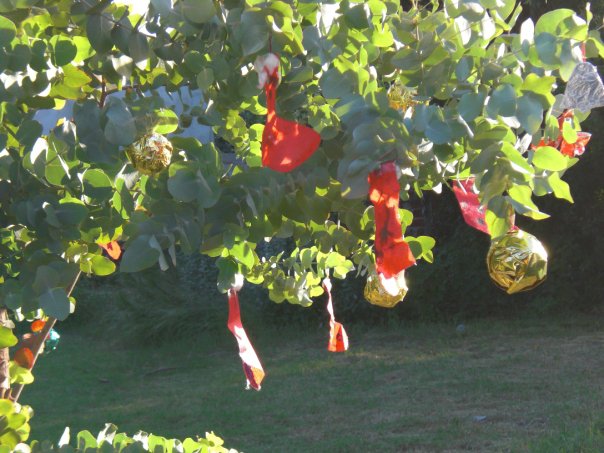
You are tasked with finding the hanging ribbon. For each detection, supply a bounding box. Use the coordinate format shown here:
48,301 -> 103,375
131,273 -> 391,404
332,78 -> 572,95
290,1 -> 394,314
534,110 -> 591,157
255,54 -> 321,172
227,285 -> 265,391
368,162 -> 415,296
322,278 -> 348,353
452,178 -> 489,234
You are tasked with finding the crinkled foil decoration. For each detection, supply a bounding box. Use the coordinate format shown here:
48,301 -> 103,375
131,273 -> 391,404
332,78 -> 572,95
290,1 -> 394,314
126,133 -> 173,175
388,83 -> 419,113
487,229 -> 548,295
560,62 -> 604,112
364,275 -> 407,308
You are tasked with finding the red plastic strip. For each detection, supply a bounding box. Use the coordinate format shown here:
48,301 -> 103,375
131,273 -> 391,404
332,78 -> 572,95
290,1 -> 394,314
323,278 -> 348,353
368,162 -> 416,280
227,288 -> 265,390
259,56 -> 321,172
452,178 -> 489,234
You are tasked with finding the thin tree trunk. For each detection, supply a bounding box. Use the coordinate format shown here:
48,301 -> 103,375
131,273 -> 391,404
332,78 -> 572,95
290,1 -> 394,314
0,308 -> 10,399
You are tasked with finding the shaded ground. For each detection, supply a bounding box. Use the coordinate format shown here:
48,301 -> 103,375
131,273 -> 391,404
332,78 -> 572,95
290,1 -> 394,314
22,316 -> 604,452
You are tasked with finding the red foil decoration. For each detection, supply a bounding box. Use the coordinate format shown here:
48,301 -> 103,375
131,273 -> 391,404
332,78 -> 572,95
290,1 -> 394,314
452,178 -> 489,234
534,110 -> 591,157
323,278 -> 348,353
368,162 -> 415,292
227,287 -> 265,390
257,54 -> 321,172
99,241 -> 122,260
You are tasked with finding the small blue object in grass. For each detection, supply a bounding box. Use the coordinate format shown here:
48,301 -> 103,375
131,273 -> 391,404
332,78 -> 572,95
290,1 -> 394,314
44,329 -> 60,354
456,324 -> 466,335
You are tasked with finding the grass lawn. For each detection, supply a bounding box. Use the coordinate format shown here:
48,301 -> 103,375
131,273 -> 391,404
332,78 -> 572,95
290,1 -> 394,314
21,315 -> 604,452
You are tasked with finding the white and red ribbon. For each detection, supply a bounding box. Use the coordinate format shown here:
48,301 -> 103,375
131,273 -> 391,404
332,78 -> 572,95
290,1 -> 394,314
323,278 -> 348,353
227,286 -> 265,390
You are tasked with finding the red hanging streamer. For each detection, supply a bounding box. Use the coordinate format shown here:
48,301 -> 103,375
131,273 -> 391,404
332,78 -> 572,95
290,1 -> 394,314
368,162 -> 415,295
534,110 -> 591,157
323,278 -> 348,353
256,54 -> 321,172
452,178 -> 489,234
227,287 -> 265,390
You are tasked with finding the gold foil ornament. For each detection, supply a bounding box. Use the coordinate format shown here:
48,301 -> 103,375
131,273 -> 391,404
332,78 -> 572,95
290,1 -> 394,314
126,133 -> 173,175
364,275 -> 407,308
388,83 -> 419,113
486,229 -> 548,295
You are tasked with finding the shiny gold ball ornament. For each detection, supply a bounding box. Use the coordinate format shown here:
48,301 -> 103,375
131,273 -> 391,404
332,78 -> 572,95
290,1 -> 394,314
364,275 -> 407,308
126,133 -> 173,175
486,229 -> 548,295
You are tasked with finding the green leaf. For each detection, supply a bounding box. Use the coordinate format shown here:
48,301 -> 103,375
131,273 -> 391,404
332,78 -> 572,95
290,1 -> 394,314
85,255 -> 116,276
9,362 -> 34,386
516,94 -> 544,135
0,15 -> 16,48
562,120 -> 577,144
104,98 -> 136,146
153,109 -> 179,134
548,172 -> 573,202
86,14 -> 113,53
82,169 -> 113,204
180,0 -> 216,24
0,326 -> 17,349
216,257 -> 239,293
39,287 -> 70,321
196,68 -> 214,91
120,236 -> 161,273
532,146 -> 569,171
128,32 -> 149,70
345,4 -> 369,29
239,10 -> 269,56
486,84 -> 517,118
50,36 -> 77,66
458,91 -> 486,122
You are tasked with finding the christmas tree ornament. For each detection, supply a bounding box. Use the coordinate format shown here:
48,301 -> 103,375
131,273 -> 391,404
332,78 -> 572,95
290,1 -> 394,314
487,229 -> 548,294
43,329 -> 60,354
99,241 -> 122,261
13,347 -> 34,369
255,53 -> 321,172
30,319 -> 46,333
368,162 -> 415,297
227,276 -> 265,390
323,277 -> 348,352
126,133 -> 173,175
452,178 -> 489,234
364,273 -> 407,308
560,62 -> 604,112
388,83 -> 419,113
534,110 -> 592,157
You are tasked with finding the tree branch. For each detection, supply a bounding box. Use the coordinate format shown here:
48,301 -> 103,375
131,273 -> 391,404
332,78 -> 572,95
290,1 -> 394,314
10,271 -> 82,403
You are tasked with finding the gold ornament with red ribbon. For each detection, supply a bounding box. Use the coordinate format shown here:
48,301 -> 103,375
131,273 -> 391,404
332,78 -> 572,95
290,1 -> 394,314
255,54 -> 321,172
365,162 -> 415,307
227,276 -> 265,390
322,277 -> 348,352
451,178 -> 549,294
